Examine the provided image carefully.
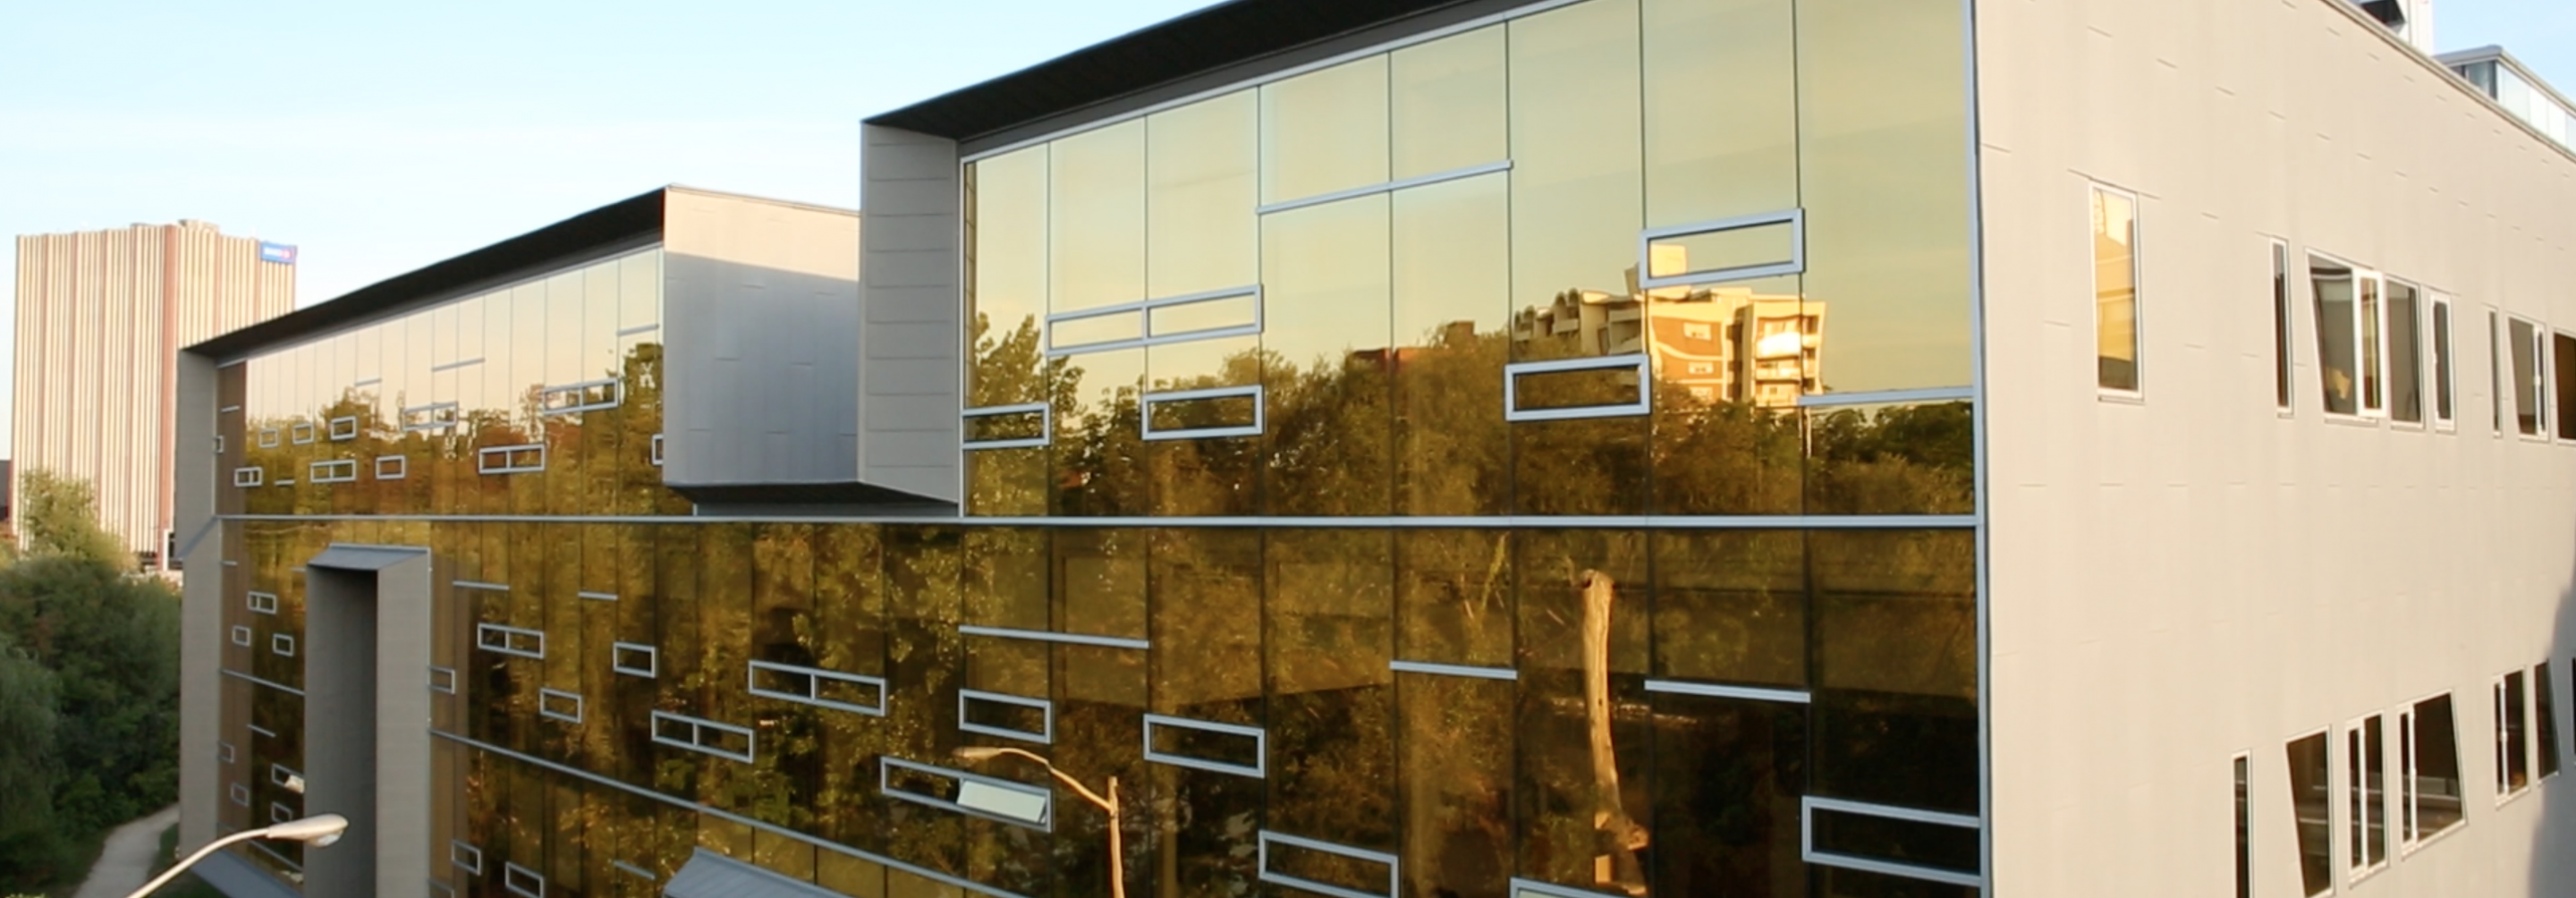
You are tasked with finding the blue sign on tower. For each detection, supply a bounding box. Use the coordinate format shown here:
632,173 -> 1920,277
258,242 -> 297,265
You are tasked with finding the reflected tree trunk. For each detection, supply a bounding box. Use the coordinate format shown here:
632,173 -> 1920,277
1582,570 -> 1648,896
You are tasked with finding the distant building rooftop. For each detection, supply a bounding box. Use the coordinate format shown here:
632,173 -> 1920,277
2438,46 -> 2576,151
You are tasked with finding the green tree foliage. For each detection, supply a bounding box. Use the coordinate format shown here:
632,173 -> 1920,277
0,470 -> 181,893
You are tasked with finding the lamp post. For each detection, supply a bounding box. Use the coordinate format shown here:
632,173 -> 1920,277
124,814 -> 350,898
956,747 -> 1123,898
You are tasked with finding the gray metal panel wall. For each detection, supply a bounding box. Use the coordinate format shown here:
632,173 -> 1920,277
858,124 -> 962,504
174,350 -> 221,851
661,190 -> 863,487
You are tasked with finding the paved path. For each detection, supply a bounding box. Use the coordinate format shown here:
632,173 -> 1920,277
71,804 -> 179,898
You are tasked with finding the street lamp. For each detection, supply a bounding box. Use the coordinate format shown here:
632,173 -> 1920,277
955,747 -> 1123,898
124,814 -> 350,898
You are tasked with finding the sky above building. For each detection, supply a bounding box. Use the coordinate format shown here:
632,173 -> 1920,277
0,0 -> 2569,456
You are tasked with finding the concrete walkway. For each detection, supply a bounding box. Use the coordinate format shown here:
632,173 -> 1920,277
71,804 -> 179,898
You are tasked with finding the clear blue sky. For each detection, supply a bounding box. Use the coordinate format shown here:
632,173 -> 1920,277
0,0 -> 2569,455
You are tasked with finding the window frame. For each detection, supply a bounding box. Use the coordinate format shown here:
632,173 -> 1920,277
2555,329 -> 2576,443
2430,294 -> 2456,431
2234,751 -> 2253,898
2496,670 -> 2535,802
2345,714 -> 2389,881
2490,307 -> 2506,436
2285,727 -> 2335,898
2272,239 -> 2294,416
2307,250 -> 2385,422
2383,277 -> 2428,428
2091,182 -> 2145,398
2395,691 -> 2468,853
2536,661 -> 2563,781
2507,315 -> 2550,440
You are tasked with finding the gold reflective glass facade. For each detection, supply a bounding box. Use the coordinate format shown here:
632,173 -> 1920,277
966,0 -> 1976,519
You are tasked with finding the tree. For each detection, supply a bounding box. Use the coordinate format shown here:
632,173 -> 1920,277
15,470 -> 129,569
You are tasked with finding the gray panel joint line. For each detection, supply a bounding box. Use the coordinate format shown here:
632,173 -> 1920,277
1387,660 -> 1517,681
1255,159 -> 1513,216
957,624 -> 1149,650
217,513 -> 1981,529
431,730 -> 1038,898
220,668 -> 308,697
1641,679 -> 1810,705
1795,385 -> 1975,409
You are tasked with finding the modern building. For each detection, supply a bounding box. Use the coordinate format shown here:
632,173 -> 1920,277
14,220 -> 296,570
171,1 -> 2573,898
2441,47 -> 2576,152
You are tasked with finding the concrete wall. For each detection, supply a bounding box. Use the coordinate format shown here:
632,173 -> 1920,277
662,189 -> 863,487
175,350 -> 223,852
857,124 -> 962,504
1979,0 -> 2576,895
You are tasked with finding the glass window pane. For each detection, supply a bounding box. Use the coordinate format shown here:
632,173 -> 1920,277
1513,529 -> 1650,892
1804,399 -> 1975,515
1389,26 -> 1505,181
1148,90 -> 1257,298
1391,174 -> 1511,515
1650,529 -> 1802,687
2274,243 -> 2292,410
2092,188 -> 2140,392
2503,671 -> 2532,792
1394,529 -> 1513,667
2538,662 -> 2563,778
2386,281 -> 2422,423
1260,195 -> 1392,515
2235,756 -> 2252,898
1050,120 -> 1146,314
2287,732 -> 2332,896
2360,275 -> 2384,412
2312,258 -> 2360,416
2408,694 -> 2464,839
966,149 -> 1053,517
2554,333 -> 2576,439
2432,299 -> 2453,422
1641,0 -> 1797,226
2512,318 -> 2542,435
1261,55 -> 1389,204
1809,529 -> 1978,814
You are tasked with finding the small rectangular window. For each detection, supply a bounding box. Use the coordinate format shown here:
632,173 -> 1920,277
229,783 -> 250,807
452,841 -> 484,875
2273,241 -> 2293,411
2235,754 -> 2252,898
271,633 -> 296,657
270,802 -> 294,825
538,688 -> 584,724
219,741 -> 235,764
2555,332 -> 2576,440
504,861 -> 546,898
878,756 -> 1052,829
1145,288 -> 1261,342
649,434 -> 665,466
612,643 -> 658,678
258,428 -> 281,448
746,660 -> 886,716
231,625 -> 252,647
2537,661 -> 2562,779
475,623 -> 545,659
401,402 -> 460,433
2491,309 -> 2506,434
1143,714 -> 1267,778
1141,385 -> 1266,439
2510,318 -> 2545,436
2400,694 -> 2465,844
1259,831 -> 1402,898
289,422 -> 316,445
2286,730 -> 2333,896
2498,671 -> 2532,795
2431,297 -> 2455,428
309,459 -> 359,484
268,763 -> 300,788
248,591 -> 279,614
1047,308 -> 1146,355
2385,281 -> 2424,424
429,665 -> 457,694
214,435 -> 225,454
233,467 -> 264,487
478,444 -> 546,475
2313,256 -> 2366,416
326,416 -> 358,441
1639,209 -> 1803,288
538,379 -> 622,416
577,590 -> 617,602
1801,798 -> 1983,888
650,710 -> 755,763
376,456 -> 407,480
1503,355 -> 1652,421
958,689 -> 1053,744
962,404 -> 1051,451
2093,186 -> 2141,393
2347,715 -> 2387,876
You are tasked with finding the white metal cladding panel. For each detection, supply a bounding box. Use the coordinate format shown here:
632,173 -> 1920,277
660,189 -> 860,487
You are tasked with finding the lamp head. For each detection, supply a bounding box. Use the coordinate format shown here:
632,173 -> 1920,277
267,814 -> 350,847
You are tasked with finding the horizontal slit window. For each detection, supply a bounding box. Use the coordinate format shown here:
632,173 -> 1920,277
1142,385 -> 1263,440
327,416 -> 358,441
248,591 -> 279,614
268,763 -> 300,788
214,435 -> 224,454
309,459 -> 359,484
478,444 -> 545,475
1144,714 -> 1266,778
258,428 -> 280,448
1047,309 -> 1144,355
613,643 -> 657,678
650,710 -> 755,763
271,633 -> 296,657
452,841 -> 483,875
958,690 -> 1053,744
1504,355 -> 1652,421
231,625 -> 251,647
504,861 -> 546,898
538,378 -> 622,416
1640,209 -> 1803,288
538,689 -> 583,724
401,402 -> 460,433
649,434 -> 665,466
1146,288 -> 1260,341
271,801 -> 295,824
230,783 -> 250,806
289,422 -> 315,445
475,623 -> 545,659
879,757 -> 1052,829
1258,831 -> 1398,898
962,404 -> 1051,450
233,467 -> 264,487
376,456 -> 407,480
219,741 -> 235,763
429,666 -> 457,694
1802,797 -> 1983,887
747,660 -> 886,716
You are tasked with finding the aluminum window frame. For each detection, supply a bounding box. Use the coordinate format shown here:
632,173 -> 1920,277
1045,284 -> 1263,357
962,402 -> 1053,451
402,402 -> 461,434
2383,276 -> 2429,428
268,762 -> 301,790
2490,307 -> 2507,436
452,841 -> 483,875
231,625 -> 252,647
289,422 -> 316,445
1140,385 -> 1266,440
538,688 -> 584,724
649,710 -> 756,763
478,444 -> 547,475
649,434 -> 664,466
2497,671 -> 2536,803
1257,831 -> 1398,898
2395,691 -> 2468,853
2309,250 -> 2385,422
957,689 -> 1054,744
2091,183 -> 2146,398
1142,713 -> 1266,778
1799,796 -> 1986,889
2234,751 -> 2254,898
309,459 -> 360,484
877,756 -> 1054,831
327,416 -> 359,441
2430,293 -> 2458,430
270,801 -> 295,825
537,378 -> 623,417
475,623 -> 545,660
504,862 -> 547,898
612,642 -> 658,678
219,741 -> 236,764
2345,713 -> 2390,881
376,455 -> 408,480
958,624 -> 1150,650
1636,208 -> 1805,290
746,659 -> 887,716
2508,314 -> 2550,439
2273,239 -> 2294,415
258,428 -> 281,448
249,591 -> 279,615
229,783 -> 250,807
1502,354 -> 1653,422
271,633 -> 296,657
429,665 -> 457,694
233,467 -> 265,487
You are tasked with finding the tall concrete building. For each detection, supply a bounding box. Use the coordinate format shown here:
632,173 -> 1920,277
14,220 -> 295,567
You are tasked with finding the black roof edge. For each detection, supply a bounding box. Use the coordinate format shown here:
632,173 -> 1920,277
667,480 -> 956,516
186,187 -> 668,361
864,0 -> 1479,144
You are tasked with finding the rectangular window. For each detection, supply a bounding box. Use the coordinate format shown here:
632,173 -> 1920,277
1638,208 -> 1803,288
878,756 -> 1052,829
2386,281 -> 2424,424
962,404 -> 1051,450
474,623 -> 545,659
452,841 -> 483,875
649,710 -> 756,763
2537,661 -> 2562,779
478,444 -> 545,474
2093,185 -> 2140,393
1259,831 -> 1401,898
268,763 -> 300,788
746,660 -> 886,716
309,459 -> 359,484
2498,671 -> 2531,795
271,633 -> 295,657
375,456 -> 407,480
1502,355 -> 1652,421
2274,241 -> 2292,411
538,378 -> 621,416
504,861 -> 547,898
2235,754 -> 2252,898
2510,318 -> 2545,436
326,416 -> 358,441
230,625 -> 251,647
1143,714 -> 1267,778
248,591 -> 278,614
2347,716 -> 2387,876
957,690 -> 1054,744
2400,694 -> 2466,845
258,428 -> 280,448
233,467 -> 264,487
2555,332 -> 2576,440
612,643 -> 657,678
219,741 -> 235,764
289,422 -> 316,445
1140,385 -> 1266,439
538,688 -> 583,724
271,801 -> 294,825
2432,296 -> 2455,428
401,402 -> 460,433
429,666 -> 457,694
649,434 -> 665,466
229,783 -> 250,807
2287,731 -> 2333,896
2311,255 -> 2373,417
